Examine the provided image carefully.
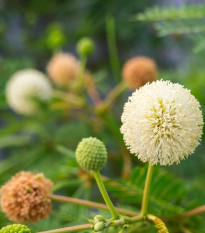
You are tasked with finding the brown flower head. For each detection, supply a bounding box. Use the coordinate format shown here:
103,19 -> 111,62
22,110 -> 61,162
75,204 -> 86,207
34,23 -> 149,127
47,53 -> 79,86
122,56 -> 158,90
0,172 -> 53,223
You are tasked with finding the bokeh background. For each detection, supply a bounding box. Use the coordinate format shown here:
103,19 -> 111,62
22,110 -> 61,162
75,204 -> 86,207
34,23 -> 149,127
0,0 -> 205,232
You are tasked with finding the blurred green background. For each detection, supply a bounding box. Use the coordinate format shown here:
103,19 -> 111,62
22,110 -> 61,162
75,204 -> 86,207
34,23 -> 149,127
0,0 -> 205,232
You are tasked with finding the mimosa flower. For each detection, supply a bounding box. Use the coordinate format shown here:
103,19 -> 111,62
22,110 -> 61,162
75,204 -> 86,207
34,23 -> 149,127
121,80 -> 203,165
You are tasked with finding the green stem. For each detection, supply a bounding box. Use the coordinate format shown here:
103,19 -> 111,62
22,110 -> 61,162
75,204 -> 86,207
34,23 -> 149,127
97,81 -> 127,113
93,170 -> 119,219
141,163 -> 154,216
106,16 -> 121,81
75,55 -> 87,92
38,224 -> 92,233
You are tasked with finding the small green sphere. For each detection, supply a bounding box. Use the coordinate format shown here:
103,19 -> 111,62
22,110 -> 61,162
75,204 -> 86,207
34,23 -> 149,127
76,137 -> 107,171
77,37 -> 95,57
0,224 -> 31,233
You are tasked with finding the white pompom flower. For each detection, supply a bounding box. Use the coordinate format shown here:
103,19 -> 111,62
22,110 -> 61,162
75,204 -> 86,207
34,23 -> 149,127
121,80 -> 203,166
6,69 -> 52,115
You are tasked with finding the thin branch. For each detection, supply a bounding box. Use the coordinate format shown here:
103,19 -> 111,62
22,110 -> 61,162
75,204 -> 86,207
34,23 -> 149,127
178,205 -> 205,219
38,224 -> 92,233
51,194 -> 138,216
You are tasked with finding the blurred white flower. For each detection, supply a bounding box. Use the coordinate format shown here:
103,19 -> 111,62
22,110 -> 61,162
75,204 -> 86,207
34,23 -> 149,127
121,80 -> 203,166
6,69 -> 52,115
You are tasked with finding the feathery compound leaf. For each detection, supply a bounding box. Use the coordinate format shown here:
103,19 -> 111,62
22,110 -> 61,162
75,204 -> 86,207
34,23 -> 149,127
135,4 -> 205,52
105,166 -> 186,216
135,5 -> 205,21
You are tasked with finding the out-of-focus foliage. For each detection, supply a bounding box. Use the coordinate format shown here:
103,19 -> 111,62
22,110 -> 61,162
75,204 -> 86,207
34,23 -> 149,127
135,3 -> 205,52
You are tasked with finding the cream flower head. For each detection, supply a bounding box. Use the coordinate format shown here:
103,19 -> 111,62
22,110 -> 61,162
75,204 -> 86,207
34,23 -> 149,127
6,69 -> 52,115
121,80 -> 203,166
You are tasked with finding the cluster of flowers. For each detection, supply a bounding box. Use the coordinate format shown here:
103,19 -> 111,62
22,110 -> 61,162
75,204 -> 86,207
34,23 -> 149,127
6,37 -> 158,115
2,37 -> 204,232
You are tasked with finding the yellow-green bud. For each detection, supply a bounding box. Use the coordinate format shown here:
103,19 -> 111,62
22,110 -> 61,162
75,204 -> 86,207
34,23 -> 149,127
94,215 -> 105,223
94,222 -> 105,231
0,224 -> 31,233
77,37 -> 95,57
76,137 -> 107,171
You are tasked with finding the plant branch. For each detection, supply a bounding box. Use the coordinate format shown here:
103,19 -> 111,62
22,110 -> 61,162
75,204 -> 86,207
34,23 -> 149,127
38,224 -> 92,233
51,194 -> 137,216
178,205 -> 205,219
97,81 -> 127,113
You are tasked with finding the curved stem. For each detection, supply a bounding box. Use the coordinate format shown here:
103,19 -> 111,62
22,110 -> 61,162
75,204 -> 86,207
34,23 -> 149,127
141,163 -> 154,216
38,224 -> 92,233
97,81 -> 127,113
84,73 -> 102,106
52,90 -> 84,106
51,194 -> 137,216
178,205 -> 205,219
93,170 -> 119,219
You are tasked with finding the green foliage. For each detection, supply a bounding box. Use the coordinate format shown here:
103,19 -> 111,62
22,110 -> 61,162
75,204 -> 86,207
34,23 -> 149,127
105,166 -> 205,232
136,5 -> 205,21
135,4 -> 205,52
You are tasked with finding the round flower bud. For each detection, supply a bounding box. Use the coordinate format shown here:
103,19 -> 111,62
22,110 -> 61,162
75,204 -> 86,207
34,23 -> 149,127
6,69 -> 52,115
94,222 -> 105,231
0,171 -> 53,223
76,137 -> 107,171
0,224 -> 31,233
122,56 -> 158,90
94,215 -> 105,223
47,53 -> 80,86
121,80 -> 203,166
77,37 -> 95,57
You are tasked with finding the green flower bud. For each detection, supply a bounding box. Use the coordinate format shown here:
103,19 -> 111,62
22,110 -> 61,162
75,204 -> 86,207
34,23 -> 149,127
77,37 -> 95,57
94,215 -> 105,223
76,137 -> 107,171
94,222 -> 105,231
0,224 -> 31,233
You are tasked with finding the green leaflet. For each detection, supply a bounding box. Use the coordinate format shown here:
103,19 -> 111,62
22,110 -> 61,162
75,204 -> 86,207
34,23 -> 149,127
104,166 -> 186,216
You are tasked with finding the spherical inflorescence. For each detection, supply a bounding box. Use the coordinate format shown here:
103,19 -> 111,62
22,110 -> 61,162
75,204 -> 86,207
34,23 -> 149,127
47,53 -> 79,86
0,171 -> 53,223
0,224 -> 31,233
6,69 -> 52,115
76,137 -> 107,171
121,80 -> 203,166
122,56 -> 158,90
77,37 -> 95,57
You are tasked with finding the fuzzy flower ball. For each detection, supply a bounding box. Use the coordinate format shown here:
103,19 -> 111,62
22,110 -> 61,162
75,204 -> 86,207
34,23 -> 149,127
121,80 -> 203,166
122,56 -> 158,90
47,53 -> 79,86
76,137 -> 107,171
0,172 -> 53,223
0,224 -> 31,233
6,69 -> 52,115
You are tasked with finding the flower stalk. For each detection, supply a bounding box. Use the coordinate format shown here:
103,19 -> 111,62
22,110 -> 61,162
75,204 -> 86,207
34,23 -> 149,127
141,163 -> 154,216
93,170 -> 119,219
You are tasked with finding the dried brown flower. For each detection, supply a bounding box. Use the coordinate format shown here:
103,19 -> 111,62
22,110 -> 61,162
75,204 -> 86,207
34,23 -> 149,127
122,56 -> 158,90
0,172 -> 53,223
47,53 -> 79,86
